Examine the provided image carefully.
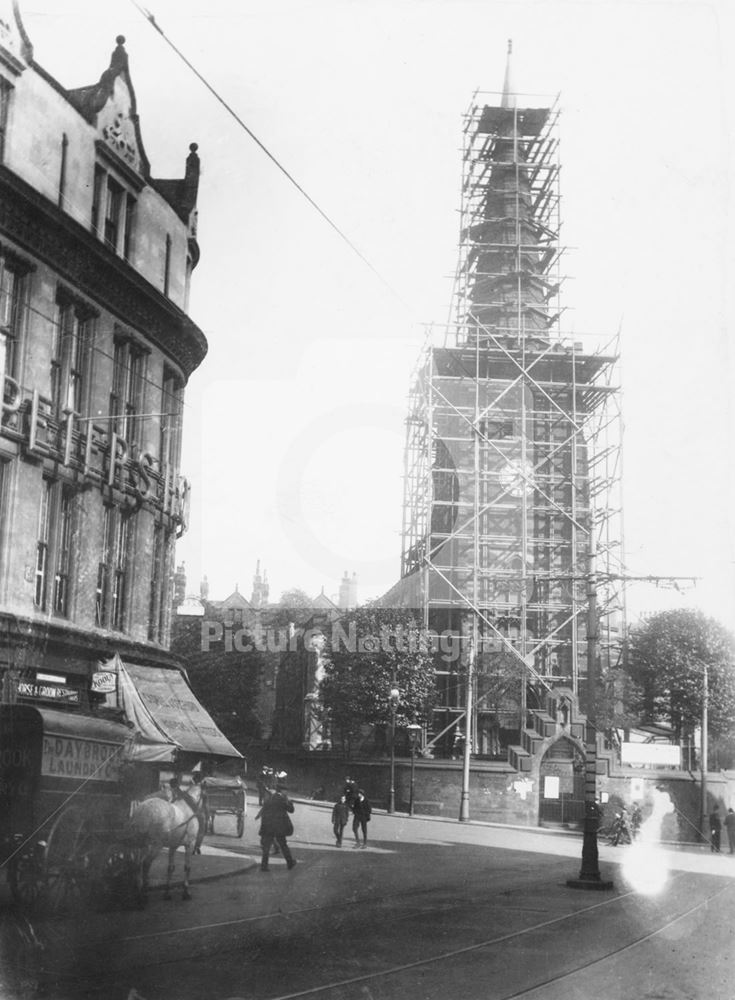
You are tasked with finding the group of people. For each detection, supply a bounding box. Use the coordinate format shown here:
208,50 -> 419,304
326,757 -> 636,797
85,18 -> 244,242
254,774 -> 373,871
709,805 -> 735,854
331,777 -> 372,849
255,764 -> 288,805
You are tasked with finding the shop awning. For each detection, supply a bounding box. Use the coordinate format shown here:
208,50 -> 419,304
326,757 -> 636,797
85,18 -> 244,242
38,707 -> 132,744
108,655 -> 241,761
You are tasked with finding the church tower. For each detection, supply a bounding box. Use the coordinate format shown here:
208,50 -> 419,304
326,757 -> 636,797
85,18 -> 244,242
251,560 -> 270,608
396,44 -> 624,759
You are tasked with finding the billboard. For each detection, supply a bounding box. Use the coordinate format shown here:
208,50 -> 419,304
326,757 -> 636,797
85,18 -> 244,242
621,742 -> 681,767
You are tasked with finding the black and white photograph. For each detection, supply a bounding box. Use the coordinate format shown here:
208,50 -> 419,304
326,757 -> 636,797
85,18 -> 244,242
0,0 -> 734,997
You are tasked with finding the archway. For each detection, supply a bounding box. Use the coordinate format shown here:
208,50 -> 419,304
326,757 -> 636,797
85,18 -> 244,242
538,736 -> 586,828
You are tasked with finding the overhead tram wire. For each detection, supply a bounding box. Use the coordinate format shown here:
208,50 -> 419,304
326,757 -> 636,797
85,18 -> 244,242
129,2 -> 414,316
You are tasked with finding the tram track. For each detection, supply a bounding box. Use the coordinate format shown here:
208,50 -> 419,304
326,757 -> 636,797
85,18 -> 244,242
260,877 -> 735,1000
30,855 -> 735,1000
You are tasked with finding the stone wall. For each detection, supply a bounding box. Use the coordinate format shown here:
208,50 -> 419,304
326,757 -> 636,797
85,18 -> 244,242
250,750 -> 735,843
250,751 -> 537,826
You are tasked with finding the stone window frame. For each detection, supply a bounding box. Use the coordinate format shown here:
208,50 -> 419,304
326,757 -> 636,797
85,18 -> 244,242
52,286 -> 97,421
91,142 -> 143,263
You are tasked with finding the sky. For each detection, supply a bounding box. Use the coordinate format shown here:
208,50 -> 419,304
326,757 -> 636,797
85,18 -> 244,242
20,0 -> 735,627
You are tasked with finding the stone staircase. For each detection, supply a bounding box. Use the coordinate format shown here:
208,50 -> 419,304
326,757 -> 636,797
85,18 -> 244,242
507,687 -> 617,775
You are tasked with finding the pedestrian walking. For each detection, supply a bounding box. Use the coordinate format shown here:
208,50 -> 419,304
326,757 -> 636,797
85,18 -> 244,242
724,807 -> 735,855
612,806 -> 632,846
331,795 -> 350,846
709,804 -> 722,853
631,803 -> 642,841
351,790 -> 371,848
343,776 -> 358,808
256,765 -> 272,805
257,786 -> 297,871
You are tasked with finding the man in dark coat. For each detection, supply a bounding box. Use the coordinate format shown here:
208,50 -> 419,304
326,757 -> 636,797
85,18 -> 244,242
343,777 -> 358,808
257,787 -> 297,870
351,790 -> 372,848
724,807 -> 735,854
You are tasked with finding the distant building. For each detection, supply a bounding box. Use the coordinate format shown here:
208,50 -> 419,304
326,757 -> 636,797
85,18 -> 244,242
337,571 -> 358,610
171,563 -> 351,749
0,7 -> 238,768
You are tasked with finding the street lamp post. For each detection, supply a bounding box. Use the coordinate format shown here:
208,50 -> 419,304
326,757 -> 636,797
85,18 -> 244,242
700,660 -> 709,845
567,542 -> 613,890
388,683 -> 400,814
407,723 -> 422,816
459,633 -> 475,822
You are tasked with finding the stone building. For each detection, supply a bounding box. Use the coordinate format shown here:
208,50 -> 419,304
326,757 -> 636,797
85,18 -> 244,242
171,564 -> 349,751
0,5 -> 237,766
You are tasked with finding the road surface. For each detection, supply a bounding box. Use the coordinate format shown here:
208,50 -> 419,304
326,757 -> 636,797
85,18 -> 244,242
1,796 -> 733,1000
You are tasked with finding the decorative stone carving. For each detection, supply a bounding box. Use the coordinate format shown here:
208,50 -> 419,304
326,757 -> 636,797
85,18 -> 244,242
102,110 -> 138,168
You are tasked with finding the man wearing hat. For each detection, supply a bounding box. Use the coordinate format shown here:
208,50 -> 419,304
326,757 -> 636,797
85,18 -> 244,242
257,786 -> 297,871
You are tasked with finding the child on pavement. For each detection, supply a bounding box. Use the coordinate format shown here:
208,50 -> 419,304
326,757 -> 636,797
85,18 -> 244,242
331,795 -> 350,846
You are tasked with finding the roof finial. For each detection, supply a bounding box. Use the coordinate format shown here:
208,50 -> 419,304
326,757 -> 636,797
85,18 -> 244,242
501,38 -> 516,110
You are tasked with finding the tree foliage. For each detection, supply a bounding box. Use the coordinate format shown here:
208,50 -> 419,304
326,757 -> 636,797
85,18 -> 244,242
269,588 -> 316,628
318,605 -> 437,755
626,608 -> 735,741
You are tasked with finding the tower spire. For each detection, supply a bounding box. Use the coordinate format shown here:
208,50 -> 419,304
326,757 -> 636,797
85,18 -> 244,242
501,38 -> 516,109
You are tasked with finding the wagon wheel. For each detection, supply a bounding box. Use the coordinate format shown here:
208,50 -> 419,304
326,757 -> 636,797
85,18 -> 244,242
236,812 -> 244,838
42,806 -> 98,915
93,839 -> 135,910
8,841 -> 46,911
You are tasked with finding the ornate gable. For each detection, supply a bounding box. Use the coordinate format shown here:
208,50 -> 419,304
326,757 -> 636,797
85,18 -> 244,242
220,591 -> 252,611
96,76 -> 143,176
0,0 -> 32,75
67,36 -> 150,181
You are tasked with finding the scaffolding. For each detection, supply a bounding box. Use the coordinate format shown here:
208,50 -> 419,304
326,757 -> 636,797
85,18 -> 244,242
396,88 -> 625,760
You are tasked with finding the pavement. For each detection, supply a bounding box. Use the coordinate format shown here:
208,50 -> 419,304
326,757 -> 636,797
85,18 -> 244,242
146,792 -> 735,891
145,842 -> 258,892
4,791 -> 731,903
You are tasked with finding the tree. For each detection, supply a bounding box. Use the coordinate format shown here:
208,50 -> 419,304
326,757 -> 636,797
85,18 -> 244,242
625,609 -> 735,745
269,588 -> 316,628
318,605 -> 437,756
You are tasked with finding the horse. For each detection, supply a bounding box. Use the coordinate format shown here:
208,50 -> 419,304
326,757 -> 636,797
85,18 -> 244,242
126,783 -> 204,905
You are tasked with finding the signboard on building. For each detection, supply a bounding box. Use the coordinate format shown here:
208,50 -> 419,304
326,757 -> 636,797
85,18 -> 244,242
543,775 -> 560,799
91,671 -> 117,694
17,681 -> 80,705
621,742 -> 681,767
41,735 -> 120,782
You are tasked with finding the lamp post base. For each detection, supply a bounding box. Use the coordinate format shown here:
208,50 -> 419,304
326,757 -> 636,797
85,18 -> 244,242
566,875 -> 614,891
567,813 -> 613,890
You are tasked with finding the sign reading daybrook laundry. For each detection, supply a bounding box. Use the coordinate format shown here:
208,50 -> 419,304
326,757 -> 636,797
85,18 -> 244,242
41,736 -> 120,781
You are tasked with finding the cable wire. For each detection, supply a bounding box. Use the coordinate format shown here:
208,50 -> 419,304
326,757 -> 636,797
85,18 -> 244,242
128,1 -> 414,314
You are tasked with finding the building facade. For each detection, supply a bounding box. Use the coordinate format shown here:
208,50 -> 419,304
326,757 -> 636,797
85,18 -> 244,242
0,7 -> 209,725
